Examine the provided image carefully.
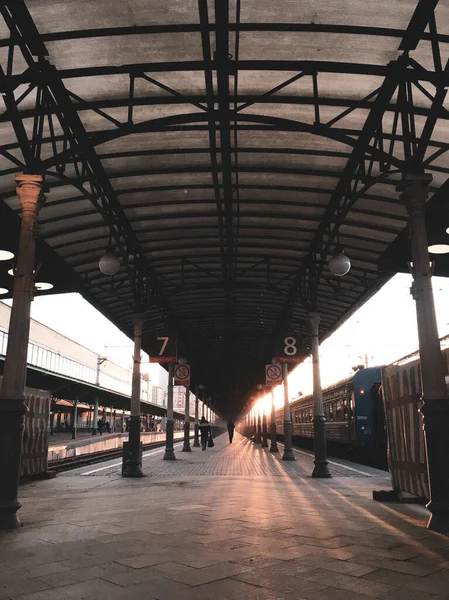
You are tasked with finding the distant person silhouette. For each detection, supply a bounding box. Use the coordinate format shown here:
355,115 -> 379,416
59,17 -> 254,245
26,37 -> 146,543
227,420 -> 235,443
199,416 -> 211,451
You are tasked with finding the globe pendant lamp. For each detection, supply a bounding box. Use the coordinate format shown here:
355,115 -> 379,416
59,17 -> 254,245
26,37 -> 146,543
0,250 -> 14,261
99,246 -> 121,276
328,249 -> 351,277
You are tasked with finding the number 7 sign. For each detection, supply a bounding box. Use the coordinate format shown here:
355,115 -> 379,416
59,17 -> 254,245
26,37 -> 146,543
148,334 -> 177,363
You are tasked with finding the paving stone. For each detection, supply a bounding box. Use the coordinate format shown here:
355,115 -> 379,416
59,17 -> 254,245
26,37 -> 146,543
348,554 -> 443,576
167,560 -> 252,586
38,561 -> 134,587
233,567 -> 329,595
294,555 -> 378,576
0,578 -> 51,600
152,561 -> 197,576
303,568 -> 401,598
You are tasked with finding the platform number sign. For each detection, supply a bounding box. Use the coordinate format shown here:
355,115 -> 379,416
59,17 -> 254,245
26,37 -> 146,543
273,334 -> 301,363
148,334 -> 177,363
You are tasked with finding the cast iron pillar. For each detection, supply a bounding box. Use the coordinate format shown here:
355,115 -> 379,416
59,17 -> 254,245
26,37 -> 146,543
193,385 -> 200,447
262,409 -> 269,448
282,363 -> 295,460
254,409 -> 262,443
269,387 -> 279,452
401,174 -> 449,533
123,313 -> 144,477
164,363 -> 176,460
92,397 -> 99,435
0,174 -> 44,530
309,313 -> 331,478
72,398 -> 78,440
182,387 -> 191,452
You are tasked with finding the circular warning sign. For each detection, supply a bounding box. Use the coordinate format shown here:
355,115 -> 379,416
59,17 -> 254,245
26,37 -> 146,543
265,364 -> 282,386
174,364 -> 191,385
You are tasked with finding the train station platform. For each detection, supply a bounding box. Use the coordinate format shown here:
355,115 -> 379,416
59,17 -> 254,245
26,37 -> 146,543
1,433 -> 448,600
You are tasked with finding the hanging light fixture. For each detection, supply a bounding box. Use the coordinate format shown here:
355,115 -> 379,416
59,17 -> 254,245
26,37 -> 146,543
427,223 -> 449,254
35,282 -> 54,291
328,248 -> 351,277
0,250 -> 14,261
98,233 -> 121,276
428,244 -> 449,254
0,287 -> 8,295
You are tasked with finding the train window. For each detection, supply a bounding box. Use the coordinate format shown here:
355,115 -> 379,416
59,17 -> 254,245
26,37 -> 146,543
336,401 -> 345,421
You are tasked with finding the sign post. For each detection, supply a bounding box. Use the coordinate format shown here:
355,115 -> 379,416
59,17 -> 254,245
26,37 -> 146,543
273,334 -> 299,461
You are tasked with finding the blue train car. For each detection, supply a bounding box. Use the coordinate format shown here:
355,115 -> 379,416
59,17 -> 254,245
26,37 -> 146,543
352,367 -> 384,447
275,366 -> 386,459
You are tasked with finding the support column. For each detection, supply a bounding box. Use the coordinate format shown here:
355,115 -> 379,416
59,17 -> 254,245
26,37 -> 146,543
282,363 -> 295,460
254,408 -> 261,443
123,313 -> 144,477
270,387 -> 279,452
164,363 -> 176,460
262,408 -> 269,448
253,408 -> 257,442
0,173 -> 44,530
92,397 -> 99,435
402,175 -> 449,533
72,399 -> 78,440
309,313 -> 331,478
193,385 -> 200,447
182,387 -> 191,452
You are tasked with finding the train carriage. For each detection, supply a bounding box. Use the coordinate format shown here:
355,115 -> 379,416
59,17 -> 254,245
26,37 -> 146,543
275,367 -> 386,463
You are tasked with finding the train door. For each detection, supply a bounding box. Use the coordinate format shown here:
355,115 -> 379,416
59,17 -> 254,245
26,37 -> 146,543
372,382 -> 387,466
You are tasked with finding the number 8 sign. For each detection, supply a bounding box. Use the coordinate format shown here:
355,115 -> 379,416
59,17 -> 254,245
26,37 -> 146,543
273,334 -> 301,363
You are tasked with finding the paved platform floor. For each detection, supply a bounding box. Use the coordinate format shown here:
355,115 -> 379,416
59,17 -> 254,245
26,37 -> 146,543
1,433 -> 448,600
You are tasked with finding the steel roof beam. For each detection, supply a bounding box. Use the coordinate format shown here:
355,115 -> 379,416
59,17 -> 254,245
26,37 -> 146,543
0,22 -> 446,45
7,93 -> 448,124
8,60 -> 445,88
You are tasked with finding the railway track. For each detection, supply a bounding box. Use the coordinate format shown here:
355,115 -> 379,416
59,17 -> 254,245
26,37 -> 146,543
47,438 -> 182,473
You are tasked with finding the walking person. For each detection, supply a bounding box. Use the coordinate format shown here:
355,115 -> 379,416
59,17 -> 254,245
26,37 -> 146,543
227,420 -> 235,443
199,416 -> 211,451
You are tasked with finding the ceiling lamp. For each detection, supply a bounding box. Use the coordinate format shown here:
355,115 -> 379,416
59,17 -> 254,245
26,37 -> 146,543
328,249 -> 351,277
99,248 -> 121,276
428,244 -> 449,254
7,268 -> 14,276
0,287 -> 8,295
0,250 -> 14,261
35,282 -> 54,291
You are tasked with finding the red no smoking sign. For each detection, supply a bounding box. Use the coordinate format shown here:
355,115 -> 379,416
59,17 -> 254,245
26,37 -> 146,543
265,364 -> 282,386
174,364 -> 191,386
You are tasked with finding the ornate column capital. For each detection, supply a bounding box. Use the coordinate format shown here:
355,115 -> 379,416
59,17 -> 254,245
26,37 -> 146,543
14,174 -> 45,218
398,173 -> 432,215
